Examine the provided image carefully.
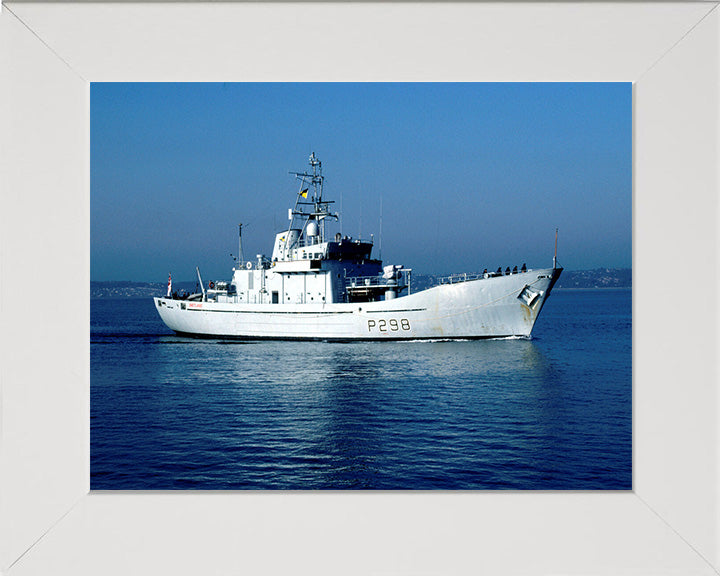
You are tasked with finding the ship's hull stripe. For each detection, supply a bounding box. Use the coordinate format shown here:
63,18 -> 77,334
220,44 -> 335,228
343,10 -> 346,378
173,331 -> 519,342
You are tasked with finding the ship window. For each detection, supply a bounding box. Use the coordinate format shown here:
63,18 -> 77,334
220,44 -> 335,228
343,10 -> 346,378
272,291 -> 279,304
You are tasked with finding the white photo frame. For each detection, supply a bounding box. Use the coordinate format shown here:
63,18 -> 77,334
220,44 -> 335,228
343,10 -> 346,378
1,2 -> 719,574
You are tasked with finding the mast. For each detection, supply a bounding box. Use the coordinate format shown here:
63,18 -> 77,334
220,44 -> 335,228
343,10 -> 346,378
287,153 -> 338,247
553,228 -> 558,269
379,194 -> 383,260
196,266 -> 206,301
238,223 -> 244,267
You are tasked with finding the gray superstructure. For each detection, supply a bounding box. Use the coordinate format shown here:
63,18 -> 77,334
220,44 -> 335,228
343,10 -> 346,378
154,154 -> 562,340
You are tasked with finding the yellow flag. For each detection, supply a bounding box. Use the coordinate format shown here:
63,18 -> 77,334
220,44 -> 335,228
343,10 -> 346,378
299,188 -> 308,198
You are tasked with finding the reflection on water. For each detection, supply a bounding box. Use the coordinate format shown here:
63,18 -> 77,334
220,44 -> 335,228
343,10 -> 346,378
91,290 -> 632,490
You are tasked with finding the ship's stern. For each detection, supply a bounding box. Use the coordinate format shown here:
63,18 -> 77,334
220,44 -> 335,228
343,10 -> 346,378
153,296 -> 184,333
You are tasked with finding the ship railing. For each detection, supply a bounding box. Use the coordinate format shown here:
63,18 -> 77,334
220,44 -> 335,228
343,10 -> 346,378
290,238 -> 325,249
438,273 -> 486,285
437,268 -> 530,285
345,275 -> 406,289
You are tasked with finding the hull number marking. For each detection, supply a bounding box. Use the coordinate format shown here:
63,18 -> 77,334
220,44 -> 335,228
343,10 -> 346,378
368,319 -> 411,332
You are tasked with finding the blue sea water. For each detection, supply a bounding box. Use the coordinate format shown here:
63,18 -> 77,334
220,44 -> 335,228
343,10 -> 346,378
91,289 -> 631,490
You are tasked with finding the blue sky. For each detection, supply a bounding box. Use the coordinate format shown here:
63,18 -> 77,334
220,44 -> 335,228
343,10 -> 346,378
91,83 -> 631,281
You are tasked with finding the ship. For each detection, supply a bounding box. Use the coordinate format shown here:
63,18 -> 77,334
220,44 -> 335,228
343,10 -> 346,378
154,153 -> 562,340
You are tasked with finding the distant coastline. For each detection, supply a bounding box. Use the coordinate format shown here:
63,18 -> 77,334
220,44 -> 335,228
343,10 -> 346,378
91,268 -> 631,298
554,268 -> 632,290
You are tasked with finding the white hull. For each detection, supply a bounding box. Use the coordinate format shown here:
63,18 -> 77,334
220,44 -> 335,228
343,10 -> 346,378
154,267 -> 561,340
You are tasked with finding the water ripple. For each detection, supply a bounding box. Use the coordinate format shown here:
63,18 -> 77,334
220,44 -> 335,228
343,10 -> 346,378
91,290 -> 631,489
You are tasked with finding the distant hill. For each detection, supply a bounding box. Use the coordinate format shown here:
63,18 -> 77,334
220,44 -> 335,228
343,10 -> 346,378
91,281 -> 197,299
91,268 -> 631,298
554,268 -> 631,289
408,268 -> 630,292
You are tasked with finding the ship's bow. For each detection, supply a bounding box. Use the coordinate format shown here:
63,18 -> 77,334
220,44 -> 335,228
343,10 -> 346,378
518,266 -> 562,335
